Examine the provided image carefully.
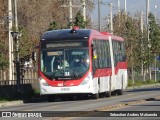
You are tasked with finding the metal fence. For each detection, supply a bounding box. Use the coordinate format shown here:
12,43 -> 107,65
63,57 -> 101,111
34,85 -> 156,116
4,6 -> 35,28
0,67 -> 39,98
0,78 -> 38,98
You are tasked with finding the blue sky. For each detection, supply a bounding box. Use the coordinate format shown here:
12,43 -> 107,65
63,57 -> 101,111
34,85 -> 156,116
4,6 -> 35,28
91,0 -> 160,22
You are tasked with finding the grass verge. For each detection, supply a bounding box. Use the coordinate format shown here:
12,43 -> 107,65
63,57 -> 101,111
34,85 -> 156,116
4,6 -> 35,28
128,79 -> 160,87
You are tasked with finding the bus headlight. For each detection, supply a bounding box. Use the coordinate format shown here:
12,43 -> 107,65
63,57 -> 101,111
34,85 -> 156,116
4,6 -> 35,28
40,77 -> 49,86
80,73 -> 92,85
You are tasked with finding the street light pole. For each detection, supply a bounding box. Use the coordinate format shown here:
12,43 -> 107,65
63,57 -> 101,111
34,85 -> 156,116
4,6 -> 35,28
155,5 -> 157,23
11,32 -> 21,93
8,0 -> 14,80
146,0 -> 151,80
82,0 -> 86,22
110,2 -> 113,34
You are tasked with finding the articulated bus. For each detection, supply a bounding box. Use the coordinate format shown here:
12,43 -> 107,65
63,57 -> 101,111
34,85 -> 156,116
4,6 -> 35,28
38,27 -> 128,101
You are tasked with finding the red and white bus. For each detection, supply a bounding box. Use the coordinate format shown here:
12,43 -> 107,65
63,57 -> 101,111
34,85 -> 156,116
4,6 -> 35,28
38,27 -> 128,101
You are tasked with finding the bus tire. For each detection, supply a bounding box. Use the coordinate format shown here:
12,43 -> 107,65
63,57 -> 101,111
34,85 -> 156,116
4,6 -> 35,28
61,95 -> 67,101
111,91 -> 116,96
105,91 -> 111,97
92,93 -> 99,99
117,89 -> 123,95
47,95 -> 55,102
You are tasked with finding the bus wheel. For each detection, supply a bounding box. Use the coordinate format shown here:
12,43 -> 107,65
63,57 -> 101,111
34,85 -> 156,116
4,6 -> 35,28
105,91 -> 111,97
92,93 -> 99,99
117,89 -> 123,95
68,95 -> 75,101
99,93 -> 105,98
111,91 -> 116,96
47,95 -> 55,102
61,95 -> 67,101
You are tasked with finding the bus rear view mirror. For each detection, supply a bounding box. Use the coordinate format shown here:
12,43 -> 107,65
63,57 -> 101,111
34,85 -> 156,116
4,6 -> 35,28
32,52 -> 36,62
32,45 -> 39,62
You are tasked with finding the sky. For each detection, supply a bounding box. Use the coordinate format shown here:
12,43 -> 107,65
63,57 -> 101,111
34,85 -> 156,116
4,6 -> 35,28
91,0 -> 160,23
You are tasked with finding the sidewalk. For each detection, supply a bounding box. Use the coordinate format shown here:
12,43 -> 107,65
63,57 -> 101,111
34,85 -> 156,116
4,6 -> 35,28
0,100 -> 23,108
0,95 -> 46,108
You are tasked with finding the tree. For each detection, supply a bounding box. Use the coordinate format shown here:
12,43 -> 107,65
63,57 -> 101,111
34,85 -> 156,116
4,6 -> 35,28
74,11 -> 87,28
0,42 -> 8,70
111,12 -> 150,80
0,0 -> 95,79
48,21 -> 58,30
148,13 -> 160,56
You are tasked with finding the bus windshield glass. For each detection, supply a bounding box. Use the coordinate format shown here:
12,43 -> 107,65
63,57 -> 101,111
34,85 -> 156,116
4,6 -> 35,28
40,48 -> 89,80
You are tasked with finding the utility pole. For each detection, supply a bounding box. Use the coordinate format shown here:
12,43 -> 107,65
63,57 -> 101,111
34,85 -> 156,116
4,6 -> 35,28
146,0 -> 151,80
146,0 -> 149,26
124,0 -> 127,19
69,0 -> 73,29
14,0 -> 18,32
14,0 -> 19,59
110,2 -> 113,34
141,11 -> 144,76
155,5 -> 157,23
124,0 -> 126,14
61,0 -> 80,29
98,0 -> 101,31
141,11 -> 144,37
8,0 -> 14,80
118,0 -> 120,14
140,11 -> 145,82
14,0 -> 21,92
118,0 -> 120,27
82,0 -> 86,23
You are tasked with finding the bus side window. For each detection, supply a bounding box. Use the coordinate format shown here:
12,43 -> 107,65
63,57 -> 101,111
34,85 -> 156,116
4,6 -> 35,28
122,42 -> 126,61
92,40 -> 98,74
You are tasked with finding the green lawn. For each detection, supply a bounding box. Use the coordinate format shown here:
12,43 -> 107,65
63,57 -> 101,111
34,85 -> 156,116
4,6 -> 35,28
128,79 -> 160,87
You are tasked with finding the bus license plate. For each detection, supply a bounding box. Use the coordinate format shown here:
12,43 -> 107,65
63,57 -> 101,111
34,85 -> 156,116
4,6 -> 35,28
61,87 -> 70,91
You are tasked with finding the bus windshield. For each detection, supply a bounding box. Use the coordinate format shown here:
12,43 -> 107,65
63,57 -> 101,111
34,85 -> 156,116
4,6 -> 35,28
40,48 -> 89,80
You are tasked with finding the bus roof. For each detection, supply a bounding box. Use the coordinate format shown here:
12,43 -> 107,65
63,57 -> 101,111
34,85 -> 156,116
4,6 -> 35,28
41,28 -> 124,41
101,32 -> 124,41
41,29 -> 91,41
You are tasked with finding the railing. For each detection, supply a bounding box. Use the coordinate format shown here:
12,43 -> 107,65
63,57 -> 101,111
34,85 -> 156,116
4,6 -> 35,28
0,78 -> 38,98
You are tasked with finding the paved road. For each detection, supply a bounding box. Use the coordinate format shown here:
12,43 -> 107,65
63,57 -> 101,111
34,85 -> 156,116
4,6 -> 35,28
73,97 -> 160,120
0,86 -> 160,120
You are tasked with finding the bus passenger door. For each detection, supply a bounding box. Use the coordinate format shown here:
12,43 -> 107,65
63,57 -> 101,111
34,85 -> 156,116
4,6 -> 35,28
91,41 -> 99,95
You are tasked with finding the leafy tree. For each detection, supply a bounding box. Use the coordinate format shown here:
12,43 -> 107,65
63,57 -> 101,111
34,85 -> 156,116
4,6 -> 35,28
112,13 -> 142,72
148,13 -> 160,56
74,11 -> 87,28
18,26 -> 33,59
0,42 -> 8,70
48,21 -> 58,30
